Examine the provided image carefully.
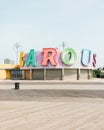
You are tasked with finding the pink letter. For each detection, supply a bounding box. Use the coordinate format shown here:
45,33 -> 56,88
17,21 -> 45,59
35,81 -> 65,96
41,48 -> 57,66
92,53 -> 96,67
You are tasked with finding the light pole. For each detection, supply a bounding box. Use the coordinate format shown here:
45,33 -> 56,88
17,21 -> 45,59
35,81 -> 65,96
62,41 -> 65,50
14,43 -> 21,64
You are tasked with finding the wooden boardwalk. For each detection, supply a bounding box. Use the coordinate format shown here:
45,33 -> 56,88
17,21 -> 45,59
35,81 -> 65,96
0,84 -> 104,130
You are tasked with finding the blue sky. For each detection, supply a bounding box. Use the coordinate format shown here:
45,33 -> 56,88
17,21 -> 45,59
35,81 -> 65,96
0,0 -> 104,67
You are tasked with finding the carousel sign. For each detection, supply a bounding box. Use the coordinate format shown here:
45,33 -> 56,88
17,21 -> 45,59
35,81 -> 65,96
19,48 -> 96,68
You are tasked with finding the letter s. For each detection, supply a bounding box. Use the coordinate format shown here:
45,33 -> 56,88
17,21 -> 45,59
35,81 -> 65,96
92,53 -> 96,67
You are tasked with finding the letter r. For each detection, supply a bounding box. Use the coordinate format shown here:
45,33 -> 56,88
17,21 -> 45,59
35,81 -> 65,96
41,48 -> 57,66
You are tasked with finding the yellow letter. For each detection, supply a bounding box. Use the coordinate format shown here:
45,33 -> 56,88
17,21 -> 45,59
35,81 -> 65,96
19,51 -> 25,67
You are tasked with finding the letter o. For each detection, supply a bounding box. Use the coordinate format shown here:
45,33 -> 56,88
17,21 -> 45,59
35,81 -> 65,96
61,48 -> 76,65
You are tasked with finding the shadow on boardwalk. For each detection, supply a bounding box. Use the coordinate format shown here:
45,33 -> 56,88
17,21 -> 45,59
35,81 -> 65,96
0,89 -> 104,101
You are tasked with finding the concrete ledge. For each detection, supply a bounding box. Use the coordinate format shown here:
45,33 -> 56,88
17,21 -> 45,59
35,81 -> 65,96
0,79 -> 104,85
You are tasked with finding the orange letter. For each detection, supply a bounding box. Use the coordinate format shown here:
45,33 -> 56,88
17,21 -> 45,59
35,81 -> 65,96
19,51 -> 25,67
41,48 -> 57,66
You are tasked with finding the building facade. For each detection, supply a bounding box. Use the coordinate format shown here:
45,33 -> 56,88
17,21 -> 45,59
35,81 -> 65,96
18,47 -> 96,80
0,48 -> 96,80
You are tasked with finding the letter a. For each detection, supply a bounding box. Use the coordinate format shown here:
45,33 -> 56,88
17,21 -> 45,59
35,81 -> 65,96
26,49 -> 36,67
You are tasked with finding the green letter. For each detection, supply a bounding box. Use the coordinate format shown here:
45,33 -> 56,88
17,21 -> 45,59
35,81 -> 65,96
26,49 -> 36,67
61,48 -> 76,65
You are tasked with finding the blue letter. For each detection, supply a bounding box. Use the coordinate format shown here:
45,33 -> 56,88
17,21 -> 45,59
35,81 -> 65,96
81,49 -> 92,66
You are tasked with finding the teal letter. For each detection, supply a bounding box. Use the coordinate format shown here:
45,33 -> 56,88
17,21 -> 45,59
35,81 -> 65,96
26,49 -> 36,67
61,48 -> 76,65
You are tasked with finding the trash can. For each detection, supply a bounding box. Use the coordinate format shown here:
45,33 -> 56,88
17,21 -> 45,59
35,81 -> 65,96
15,82 -> 19,89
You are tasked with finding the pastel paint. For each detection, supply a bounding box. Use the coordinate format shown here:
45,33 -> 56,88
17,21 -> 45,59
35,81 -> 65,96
26,49 -> 36,67
19,48 -> 96,68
